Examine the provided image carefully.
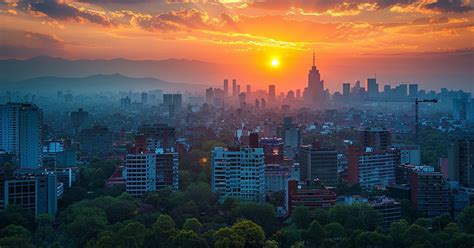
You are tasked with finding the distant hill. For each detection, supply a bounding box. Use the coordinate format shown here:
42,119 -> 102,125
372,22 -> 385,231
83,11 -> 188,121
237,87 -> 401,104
0,56 -> 226,86
0,73 -> 210,94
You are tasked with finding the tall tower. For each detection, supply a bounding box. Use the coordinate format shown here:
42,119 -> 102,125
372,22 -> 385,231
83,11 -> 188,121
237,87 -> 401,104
223,79 -> 229,97
306,51 -> 324,106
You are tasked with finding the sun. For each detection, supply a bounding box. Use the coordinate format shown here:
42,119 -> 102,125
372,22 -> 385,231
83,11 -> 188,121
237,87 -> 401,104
271,58 -> 280,67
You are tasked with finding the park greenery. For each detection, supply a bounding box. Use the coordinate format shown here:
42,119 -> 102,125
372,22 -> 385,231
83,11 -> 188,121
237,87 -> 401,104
1,140 -> 474,248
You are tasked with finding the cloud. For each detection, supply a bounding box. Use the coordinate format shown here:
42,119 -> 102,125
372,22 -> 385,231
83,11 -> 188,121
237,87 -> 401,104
0,29 -> 69,58
18,0 -> 114,26
424,0 -> 473,13
249,0 -> 473,15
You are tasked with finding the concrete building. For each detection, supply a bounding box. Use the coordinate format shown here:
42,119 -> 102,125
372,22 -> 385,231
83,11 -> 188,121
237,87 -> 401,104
369,196 -> 401,230
155,148 -> 179,190
80,126 -> 113,158
367,78 -> 378,98
0,103 -> 43,168
125,153 -> 157,197
299,144 -> 338,187
410,170 -> 450,218
448,139 -> 474,188
211,147 -> 265,202
287,179 -> 336,215
4,172 -> 58,215
359,127 -> 392,150
394,144 -> 421,165
348,146 -> 399,188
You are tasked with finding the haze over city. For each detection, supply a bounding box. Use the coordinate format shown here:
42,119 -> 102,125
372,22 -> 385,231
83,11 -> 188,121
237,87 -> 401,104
1,0 -> 473,92
0,1 -> 474,248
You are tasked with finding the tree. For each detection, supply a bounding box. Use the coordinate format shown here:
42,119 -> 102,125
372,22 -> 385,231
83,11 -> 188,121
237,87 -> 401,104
305,220 -> 325,246
33,214 -> 55,246
183,218 -> 203,233
264,240 -> 279,248
174,230 -> 208,248
389,219 -> 408,247
63,207 -> 108,247
105,199 -> 138,223
458,206 -> 474,234
234,202 -> 276,233
117,222 -> 150,247
355,231 -> 392,248
404,224 -> 431,247
0,224 -> 34,248
328,204 -> 377,231
291,206 -> 312,229
232,220 -> 266,248
313,208 -> 330,226
324,222 -> 345,240
214,227 -> 245,248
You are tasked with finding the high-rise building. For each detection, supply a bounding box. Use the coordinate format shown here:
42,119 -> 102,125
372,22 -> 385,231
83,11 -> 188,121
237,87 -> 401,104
348,146 -> 399,188
0,103 -> 43,168
120,97 -> 131,108
394,144 -> 421,165
125,153 -> 157,197
299,144 -> 338,186
205,88 -> 214,104
232,79 -> 237,97
306,52 -> 324,106
448,139 -> 474,188
268,85 -> 276,102
359,127 -> 391,150
141,92 -> 148,104
223,79 -> 229,97
278,117 -> 301,159
410,170 -> 450,218
139,124 -> 176,149
211,147 -> 265,202
70,108 -> 88,133
367,78 -> 378,98
452,98 -> 473,121
80,126 -> 113,158
155,148 -> 179,190
246,84 -> 251,97
163,94 -> 182,116
260,137 -> 284,164
342,83 -> 350,97
408,84 -> 419,98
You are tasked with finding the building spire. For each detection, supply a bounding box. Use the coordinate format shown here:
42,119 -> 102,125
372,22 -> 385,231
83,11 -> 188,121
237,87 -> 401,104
312,50 -> 315,67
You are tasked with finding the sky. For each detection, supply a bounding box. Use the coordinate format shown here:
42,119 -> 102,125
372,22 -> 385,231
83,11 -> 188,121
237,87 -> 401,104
0,0 -> 473,93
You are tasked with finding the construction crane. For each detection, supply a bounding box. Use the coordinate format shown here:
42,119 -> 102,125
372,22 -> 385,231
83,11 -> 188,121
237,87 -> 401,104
365,97 -> 438,145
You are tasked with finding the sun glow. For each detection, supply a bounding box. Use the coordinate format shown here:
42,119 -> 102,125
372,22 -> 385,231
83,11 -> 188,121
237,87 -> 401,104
271,58 -> 280,67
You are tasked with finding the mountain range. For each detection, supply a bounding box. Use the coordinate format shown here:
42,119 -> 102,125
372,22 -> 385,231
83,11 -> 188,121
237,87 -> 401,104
0,56 -> 226,93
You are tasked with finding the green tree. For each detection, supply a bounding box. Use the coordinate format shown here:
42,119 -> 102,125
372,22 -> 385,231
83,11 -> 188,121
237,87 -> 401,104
291,206 -> 312,229
234,202 -> 276,233
0,224 -> 33,248
404,224 -> 431,247
355,231 -> 392,248
117,222 -> 150,248
33,214 -> 55,246
458,206 -> 474,234
389,219 -> 408,247
305,220 -> 325,246
232,220 -> 266,248
174,230 -> 208,248
324,222 -> 345,240
214,227 -> 245,248
63,207 -> 108,247
105,199 -> 138,223
183,218 -> 203,233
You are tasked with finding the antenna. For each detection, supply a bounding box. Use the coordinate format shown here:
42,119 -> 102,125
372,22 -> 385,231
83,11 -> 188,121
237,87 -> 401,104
312,49 -> 315,67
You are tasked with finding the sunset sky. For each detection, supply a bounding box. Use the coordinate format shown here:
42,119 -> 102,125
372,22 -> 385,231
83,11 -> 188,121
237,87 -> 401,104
1,0 -> 473,92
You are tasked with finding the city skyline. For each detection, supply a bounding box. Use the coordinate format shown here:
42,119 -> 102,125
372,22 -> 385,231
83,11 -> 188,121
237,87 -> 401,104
1,0 -> 473,92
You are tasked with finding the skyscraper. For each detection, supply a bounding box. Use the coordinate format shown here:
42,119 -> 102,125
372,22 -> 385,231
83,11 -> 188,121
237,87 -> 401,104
359,127 -> 392,150
0,103 -> 43,168
268,85 -> 276,102
125,153 -> 157,197
367,78 -> 378,98
343,83 -> 350,97
223,79 -> 229,97
232,79 -> 237,97
409,84 -> 419,98
306,52 -> 324,106
246,84 -> 251,97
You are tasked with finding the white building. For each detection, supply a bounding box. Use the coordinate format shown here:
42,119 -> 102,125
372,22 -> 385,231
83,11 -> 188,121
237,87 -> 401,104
394,144 -> 421,166
125,153 -> 156,197
212,147 -> 265,202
